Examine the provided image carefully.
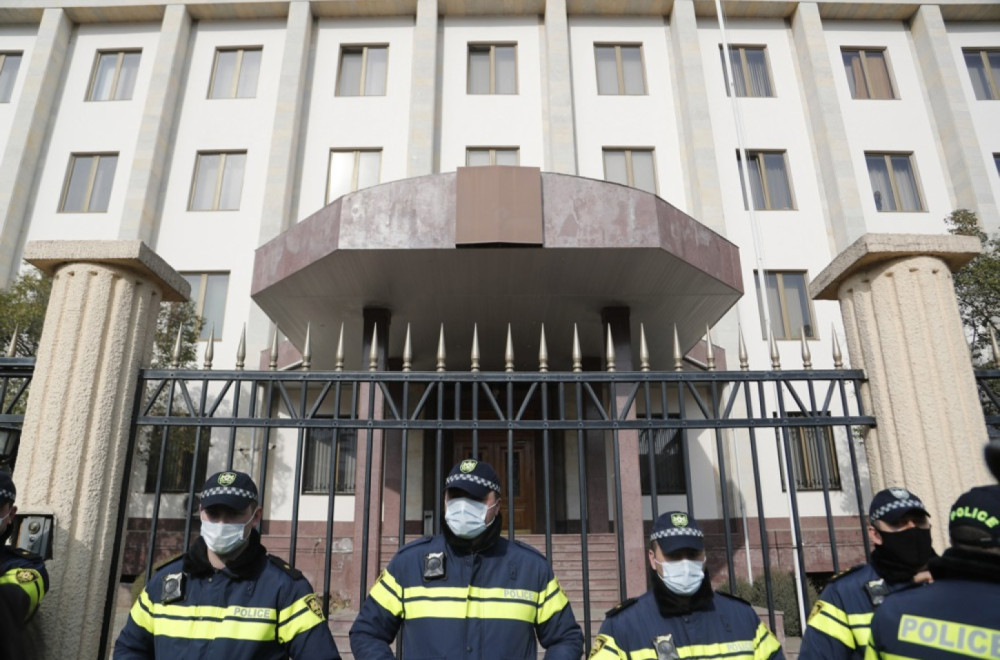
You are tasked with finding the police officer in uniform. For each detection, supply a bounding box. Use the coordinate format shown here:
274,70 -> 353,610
0,471 -> 48,659
865,484 -> 1000,659
114,470 -> 341,659
349,458 -> 583,659
799,487 -> 935,660
589,511 -> 784,660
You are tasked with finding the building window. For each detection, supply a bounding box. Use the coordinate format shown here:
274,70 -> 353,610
841,48 -> 895,100
720,45 -> 773,97
87,50 -> 141,101
603,148 -> 657,194
144,427 -> 211,494
208,47 -> 262,99
466,147 -> 519,166
755,270 -> 815,340
327,149 -> 381,202
336,45 -> 387,97
467,44 -> 517,95
738,150 -> 793,210
783,416 -> 842,491
189,151 -> 246,211
180,272 -> 229,340
0,52 -> 23,103
995,153 -> 1000,176
865,152 -> 923,212
595,45 -> 646,95
60,153 -> 118,213
302,426 -> 357,494
964,49 -> 1000,100
639,423 -> 686,495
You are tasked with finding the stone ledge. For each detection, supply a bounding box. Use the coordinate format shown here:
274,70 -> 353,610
810,233 -> 981,301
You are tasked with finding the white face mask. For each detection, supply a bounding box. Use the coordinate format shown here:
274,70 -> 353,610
657,558 -> 705,596
201,509 -> 257,556
445,497 -> 496,539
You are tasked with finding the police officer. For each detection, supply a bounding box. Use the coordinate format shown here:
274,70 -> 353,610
589,511 -> 784,660
349,458 -> 583,659
865,484 -> 1000,659
0,471 -> 48,659
114,470 -> 341,659
799,487 -> 935,660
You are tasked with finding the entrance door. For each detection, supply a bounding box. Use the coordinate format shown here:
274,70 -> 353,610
454,432 -> 535,532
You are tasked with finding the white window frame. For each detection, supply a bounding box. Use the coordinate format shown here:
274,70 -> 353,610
59,153 -> 119,213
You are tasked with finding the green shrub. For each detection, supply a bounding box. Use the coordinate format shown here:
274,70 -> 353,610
719,571 -> 818,637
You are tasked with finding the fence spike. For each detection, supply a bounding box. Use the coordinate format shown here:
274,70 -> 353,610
369,323 -> 378,372
673,324 -> 683,372
269,326 -> 279,370
605,325 -> 615,372
639,323 -> 650,372
203,326 -> 214,370
471,324 -> 480,373
738,325 -> 749,371
505,324 -> 514,373
335,323 -> 345,372
302,323 -> 312,371
402,323 -> 412,373
235,324 -> 246,370
769,328 -> 781,371
991,326 -> 999,368
832,325 -> 843,369
539,324 -> 549,373
170,325 -> 183,369
800,330 -> 812,370
436,324 -> 446,372
6,325 -> 17,358
705,325 -> 716,371
572,324 -> 582,373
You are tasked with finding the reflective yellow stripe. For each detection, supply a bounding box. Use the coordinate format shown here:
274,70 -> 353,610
753,622 -> 782,659
139,599 -> 278,641
277,593 -> 325,644
130,590 -> 155,633
397,579 -> 569,624
406,596 -> 537,622
807,600 -> 858,648
896,614 -> 1000,659
588,633 -> 623,659
370,570 -> 403,617
0,567 -> 45,618
675,640 -> 755,658
537,578 -> 570,624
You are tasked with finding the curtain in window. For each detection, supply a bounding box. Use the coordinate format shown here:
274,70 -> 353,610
727,48 -> 748,96
494,46 -> 516,94
495,149 -> 519,166
201,275 -> 229,337
191,155 -> 220,210
211,51 -> 238,98
782,273 -> 811,338
338,50 -> 363,96
866,154 -> 895,211
468,48 -> 491,94
890,155 -> 920,211
91,54 -> 119,101
865,51 -> 892,99
745,48 -> 772,96
763,153 -> 791,209
763,272 -> 786,338
90,155 -> 117,212
603,151 -> 628,186
990,51 -> 1000,98
115,52 -> 141,100
747,156 -> 766,209
305,430 -> 333,493
595,46 -> 618,94
364,47 -> 387,96
639,428 -> 685,495
842,51 -> 865,99
466,150 -> 491,166
357,151 -> 381,190
630,151 -> 657,194
621,47 -> 644,94
218,153 -> 245,210
328,151 -> 355,201
236,49 -> 261,98
0,55 -> 21,103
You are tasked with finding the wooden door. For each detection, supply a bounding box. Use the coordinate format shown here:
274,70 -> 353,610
454,432 -> 535,532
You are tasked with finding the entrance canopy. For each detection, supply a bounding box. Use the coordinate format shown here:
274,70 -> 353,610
252,167 -> 743,370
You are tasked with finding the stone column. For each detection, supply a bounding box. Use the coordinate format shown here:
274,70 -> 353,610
16,241 -> 188,659
812,234 -> 991,550
407,0 -> 439,177
542,0 -> 577,175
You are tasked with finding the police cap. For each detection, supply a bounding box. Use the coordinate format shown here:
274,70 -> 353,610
199,471 -> 258,510
650,511 -> 704,555
949,485 -> 1000,548
868,487 -> 929,525
444,459 -> 500,499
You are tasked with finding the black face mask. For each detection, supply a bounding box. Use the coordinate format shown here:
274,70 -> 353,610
875,526 -> 934,572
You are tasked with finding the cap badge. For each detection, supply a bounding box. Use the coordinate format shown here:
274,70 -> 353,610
671,513 -> 689,527
218,472 -> 237,486
460,459 -> 478,473
890,488 -> 909,499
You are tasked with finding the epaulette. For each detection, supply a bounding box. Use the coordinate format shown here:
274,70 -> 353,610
153,552 -> 185,572
715,590 -> 754,607
827,563 -> 866,583
513,539 -> 547,558
604,597 -> 638,618
396,535 -> 435,554
268,554 -> 303,580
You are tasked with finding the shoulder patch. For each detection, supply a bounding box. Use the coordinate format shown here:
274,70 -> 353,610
267,554 -> 303,580
605,597 -> 639,618
828,563 -> 867,582
714,590 -> 753,607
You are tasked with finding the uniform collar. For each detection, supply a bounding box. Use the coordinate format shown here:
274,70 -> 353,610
185,529 -> 267,579
443,514 -> 503,555
650,568 -> 714,616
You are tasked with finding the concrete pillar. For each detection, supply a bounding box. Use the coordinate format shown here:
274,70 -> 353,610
119,5 -> 192,244
16,241 -> 188,659
407,0 -> 439,177
910,5 -> 1000,232
601,307 -> 645,597
790,3 -> 866,253
812,234 -> 992,550
542,0 -> 577,174
0,9 -> 72,285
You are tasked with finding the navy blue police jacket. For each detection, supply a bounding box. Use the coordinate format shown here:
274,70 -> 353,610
114,531 -> 341,660
0,544 -> 48,622
865,548 -> 1000,660
349,519 -> 583,660
589,576 -> 784,660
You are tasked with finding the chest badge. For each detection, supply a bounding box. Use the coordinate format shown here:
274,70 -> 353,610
654,634 -> 679,660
